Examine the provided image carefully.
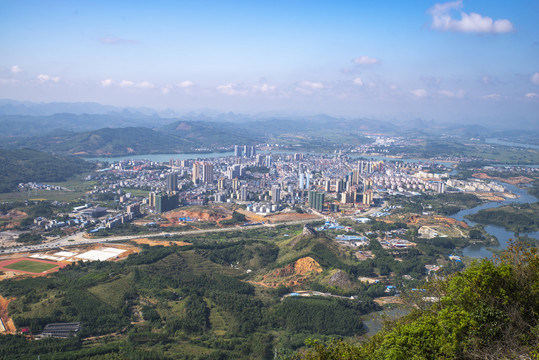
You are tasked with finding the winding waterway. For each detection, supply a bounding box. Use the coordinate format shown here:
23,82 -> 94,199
449,182 -> 539,258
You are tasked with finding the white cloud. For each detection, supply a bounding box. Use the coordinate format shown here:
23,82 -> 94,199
531,72 -> 539,85
178,80 -> 194,88
428,0 -> 514,33
438,89 -> 465,98
411,89 -> 427,98
255,83 -> 277,93
118,80 -> 154,88
100,79 -> 113,87
37,74 -> 60,82
390,85 -> 398,90
353,77 -> 363,86
482,93 -> 501,100
161,87 -> 171,95
352,56 -> 379,65
119,80 -> 135,87
300,81 -> 324,89
135,81 -> 154,89
368,82 -> 376,88
11,65 -> 22,73
216,83 -> 247,96
525,93 -> 538,98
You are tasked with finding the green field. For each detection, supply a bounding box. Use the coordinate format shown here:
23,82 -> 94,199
3,260 -> 59,273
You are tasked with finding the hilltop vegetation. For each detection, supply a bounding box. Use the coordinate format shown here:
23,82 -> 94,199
0,233 -> 379,360
467,202 -> 539,233
0,149 -> 95,193
1,121 -> 259,156
0,217 -> 532,359
292,243 -> 539,360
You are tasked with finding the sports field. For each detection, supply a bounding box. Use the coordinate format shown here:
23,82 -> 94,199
2,260 -> 59,273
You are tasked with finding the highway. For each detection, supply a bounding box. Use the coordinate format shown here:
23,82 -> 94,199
0,217 -> 322,255
0,203 -> 385,256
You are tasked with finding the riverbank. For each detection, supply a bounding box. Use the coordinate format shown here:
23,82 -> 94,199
450,182 -> 539,258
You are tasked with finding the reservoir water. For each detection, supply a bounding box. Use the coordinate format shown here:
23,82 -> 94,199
449,182 -> 539,258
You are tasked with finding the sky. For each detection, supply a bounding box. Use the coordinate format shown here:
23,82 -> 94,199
0,0 -> 538,127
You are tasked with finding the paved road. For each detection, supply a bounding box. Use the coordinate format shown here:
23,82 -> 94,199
0,217 -> 323,255
1,203 -> 386,256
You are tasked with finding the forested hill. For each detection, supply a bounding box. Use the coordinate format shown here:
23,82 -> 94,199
0,149 -> 95,193
1,123 -> 258,156
293,243 -> 539,360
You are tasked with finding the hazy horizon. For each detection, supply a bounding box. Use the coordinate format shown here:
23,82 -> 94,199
1,0 -> 538,128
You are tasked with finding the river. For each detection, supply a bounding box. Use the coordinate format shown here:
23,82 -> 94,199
449,182 -> 539,258
485,138 -> 539,150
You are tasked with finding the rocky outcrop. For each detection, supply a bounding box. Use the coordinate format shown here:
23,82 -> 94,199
327,270 -> 353,289
302,224 -> 317,236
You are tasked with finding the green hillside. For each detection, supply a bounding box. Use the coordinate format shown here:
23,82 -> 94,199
2,120 -> 259,156
292,244 -> 539,360
1,222 -> 534,359
0,148 -> 95,193
158,120 -> 260,145
0,236 -> 379,360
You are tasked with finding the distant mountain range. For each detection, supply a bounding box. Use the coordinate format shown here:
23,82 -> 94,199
1,100 -> 537,156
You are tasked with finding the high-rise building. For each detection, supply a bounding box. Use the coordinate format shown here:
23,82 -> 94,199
265,154 -> 272,167
240,185 -> 248,201
324,179 -> 331,192
227,164 -> 241,179
192,162 -> 200,183
155,193 -> 178,213
166,173 -> 178,192
305,173 -> 311,189
244,145 -> 251,158
234,145 -> 243,157
251,146 -> 256,157
256,154 -> 265,166
364,178 -> 373,190
437,181 -> 445,194
363,189 -> 373,205
180,160 -> 190,168
308,191 -> 324,211
271,185 -> 281,204
352,169 -> 360,185
149,192 -> 156,209
202,162 -> 213,184
232,177 -> 240,191
341,192 -> 352,204
218,177 -> 226,191
336,179 -> 345,193
299,173 -> 305,190
126,203 -> 141,216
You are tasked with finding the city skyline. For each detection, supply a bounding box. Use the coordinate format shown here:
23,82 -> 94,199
1,0 -> 538,127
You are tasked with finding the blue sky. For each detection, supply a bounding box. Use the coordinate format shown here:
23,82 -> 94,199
1,0 -> 538,126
